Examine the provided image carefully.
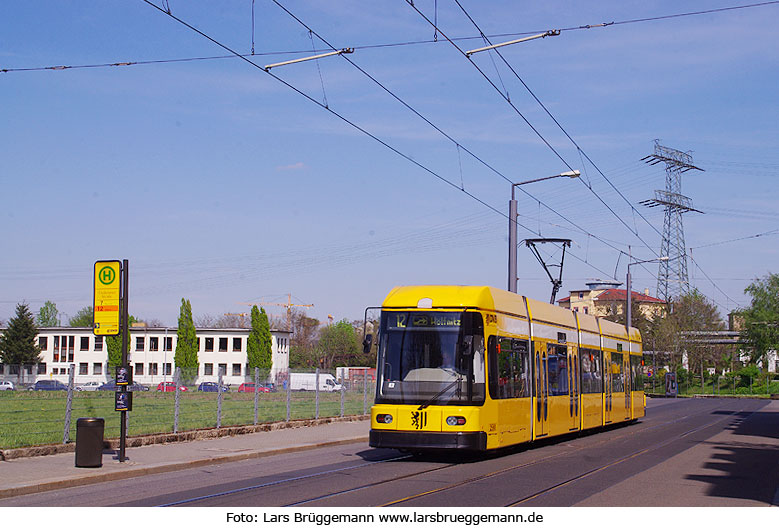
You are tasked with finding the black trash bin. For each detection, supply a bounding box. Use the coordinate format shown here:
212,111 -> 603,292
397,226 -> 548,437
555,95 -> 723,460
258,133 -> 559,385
75,417 -> 105,468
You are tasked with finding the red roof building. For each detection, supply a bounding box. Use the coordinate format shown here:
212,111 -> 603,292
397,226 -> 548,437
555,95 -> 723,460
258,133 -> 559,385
558,281 -> 666,319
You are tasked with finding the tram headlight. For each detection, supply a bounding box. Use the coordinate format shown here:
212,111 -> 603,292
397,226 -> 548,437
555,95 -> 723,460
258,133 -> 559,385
446,416 -> 466,426
376,414 -> 393,424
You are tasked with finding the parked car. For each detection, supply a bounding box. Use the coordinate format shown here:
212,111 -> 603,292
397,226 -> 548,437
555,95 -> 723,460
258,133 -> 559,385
197,382 -> 229,392
237,382 -> 271,393
157,381 -> 188,392
75,381 -> 103,391
0,381 -> 15,391
98,380 -> 150,392
31,380 -> 68,391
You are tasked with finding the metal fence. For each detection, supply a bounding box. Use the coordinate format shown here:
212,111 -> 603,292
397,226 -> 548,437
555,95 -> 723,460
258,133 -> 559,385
0,365 -> 375,450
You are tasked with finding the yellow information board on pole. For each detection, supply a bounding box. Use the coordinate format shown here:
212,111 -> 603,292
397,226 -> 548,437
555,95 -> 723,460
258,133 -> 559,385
93,260 -> 121,335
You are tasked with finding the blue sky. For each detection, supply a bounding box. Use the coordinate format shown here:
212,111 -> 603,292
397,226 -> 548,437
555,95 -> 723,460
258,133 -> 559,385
1,1 -> 778,327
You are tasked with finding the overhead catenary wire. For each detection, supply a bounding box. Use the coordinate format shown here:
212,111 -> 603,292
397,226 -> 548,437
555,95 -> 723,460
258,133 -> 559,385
446,0 -> 666,251
266,0 -> 651,270
5,1 -> 778,74
137,0 -> 629,288
405,1 -> 662,264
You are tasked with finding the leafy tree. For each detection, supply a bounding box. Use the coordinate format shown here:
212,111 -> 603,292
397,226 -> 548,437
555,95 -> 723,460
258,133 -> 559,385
317,320 -> 361,369
174,299 -> 198,384
0,303 -> 42,365
649,290 -> 725,385
739,273 -> 779,367
247,306 -> 272,380
287,309 -> 321,369
69,306 -> 93,327
36,301 -> 60,327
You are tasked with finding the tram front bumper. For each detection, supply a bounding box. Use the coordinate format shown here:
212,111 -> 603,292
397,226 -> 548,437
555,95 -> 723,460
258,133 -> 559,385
369,429 -> 487,451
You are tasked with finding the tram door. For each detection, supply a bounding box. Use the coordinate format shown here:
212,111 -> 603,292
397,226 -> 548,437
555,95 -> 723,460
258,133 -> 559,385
604,351 -> 613,424
569,347 -> 580,431
534,342 -> 548,437
624,356 -> 631,420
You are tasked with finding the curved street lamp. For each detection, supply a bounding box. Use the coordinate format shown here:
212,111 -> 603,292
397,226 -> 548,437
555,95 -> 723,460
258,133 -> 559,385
508,170 -> 580,293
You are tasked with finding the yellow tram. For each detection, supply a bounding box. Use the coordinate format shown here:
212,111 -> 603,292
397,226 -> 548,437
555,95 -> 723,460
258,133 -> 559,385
369,286 -> 645,451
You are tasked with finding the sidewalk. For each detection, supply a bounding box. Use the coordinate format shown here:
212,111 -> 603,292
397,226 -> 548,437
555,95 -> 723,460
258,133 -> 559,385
0,416 -> 371,500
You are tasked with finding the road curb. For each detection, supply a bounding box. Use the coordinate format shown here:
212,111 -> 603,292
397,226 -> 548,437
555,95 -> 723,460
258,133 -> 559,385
0,435 -> 369,500
0,414 -> 370,461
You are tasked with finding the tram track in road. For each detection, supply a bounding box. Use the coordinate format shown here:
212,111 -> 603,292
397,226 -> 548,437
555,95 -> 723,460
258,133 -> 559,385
506,404 -> 756,506
159,398 -> 753,507
378,398 -> 754,507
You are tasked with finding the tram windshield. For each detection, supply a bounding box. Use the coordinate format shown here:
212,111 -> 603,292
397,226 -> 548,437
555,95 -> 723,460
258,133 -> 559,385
375,311 -> 485,406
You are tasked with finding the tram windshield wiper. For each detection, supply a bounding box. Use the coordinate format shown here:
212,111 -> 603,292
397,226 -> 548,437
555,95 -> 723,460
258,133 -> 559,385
417,376 -> 462,410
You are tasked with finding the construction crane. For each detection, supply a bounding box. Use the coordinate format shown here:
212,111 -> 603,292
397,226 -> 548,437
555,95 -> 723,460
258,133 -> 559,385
224,312 -> 249,328
239,293 -> 314,331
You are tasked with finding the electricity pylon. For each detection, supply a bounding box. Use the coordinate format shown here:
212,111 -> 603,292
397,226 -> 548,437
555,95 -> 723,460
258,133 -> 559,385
640,141 -> 704,303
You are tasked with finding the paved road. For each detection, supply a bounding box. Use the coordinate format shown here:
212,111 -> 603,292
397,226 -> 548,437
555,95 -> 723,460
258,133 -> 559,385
2,397 -> 776,507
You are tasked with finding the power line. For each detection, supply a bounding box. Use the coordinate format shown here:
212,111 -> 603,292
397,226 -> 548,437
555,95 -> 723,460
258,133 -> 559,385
691,229 -> 779,251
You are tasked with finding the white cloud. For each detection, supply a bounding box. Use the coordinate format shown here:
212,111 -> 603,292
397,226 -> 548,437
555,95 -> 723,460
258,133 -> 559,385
275,162 -> 306,171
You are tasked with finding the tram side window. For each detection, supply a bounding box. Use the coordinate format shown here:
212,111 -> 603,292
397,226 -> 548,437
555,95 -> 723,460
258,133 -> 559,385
630,355 -> 644,391
547,344 -> 569,396
609,353 -> 624,392
488,337 -> 531,399
580,349 -> 603,394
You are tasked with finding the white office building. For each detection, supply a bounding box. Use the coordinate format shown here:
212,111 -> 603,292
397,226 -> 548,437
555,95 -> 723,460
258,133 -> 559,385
0,326 -> 291,388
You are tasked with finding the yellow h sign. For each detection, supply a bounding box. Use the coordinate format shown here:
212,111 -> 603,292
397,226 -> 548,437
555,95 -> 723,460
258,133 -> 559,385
93,260 -> 121,336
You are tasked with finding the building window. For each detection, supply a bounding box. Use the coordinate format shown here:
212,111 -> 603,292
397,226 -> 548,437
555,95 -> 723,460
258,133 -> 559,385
39,336 -> 48,350
52,368 -> 58,375
204,363 -> 213,376
197,337 -> 201,351
79,363 -> 88,375
218,363 -> 227,377
149,363 -> 158,376
219,338 -> 228,352
579,292 -> 584,299
94,336 -> 103,351
164,337 -> 173,351
136,337 -> 145,351
149,337 -> 159,351
205,338 -> 214,352
80,337 -> 90,351
68,336 -> 75,362
38,363 -> 47,374
232,363 -> 241,376
53,336 -> 60,362
164,363 -> 172,376
135,363 -> 144,376
93,363 -> 102,375
233,338 -> 241,351
583,306 -> 589,314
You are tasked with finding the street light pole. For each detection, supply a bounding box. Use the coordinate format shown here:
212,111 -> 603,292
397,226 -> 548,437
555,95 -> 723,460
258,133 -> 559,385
508,170 -> 580,293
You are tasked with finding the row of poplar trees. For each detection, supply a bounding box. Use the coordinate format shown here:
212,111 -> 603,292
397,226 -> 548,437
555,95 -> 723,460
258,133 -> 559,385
0,299 -> 273,384
174,299 -> 273,383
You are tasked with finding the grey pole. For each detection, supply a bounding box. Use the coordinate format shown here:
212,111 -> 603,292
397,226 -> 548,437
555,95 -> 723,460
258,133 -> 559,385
217,372 -> 223,429
63,364 -> 75,444
315,368 -> 320,420
508,185 -> 518,293
254,367 -> 260,425
626,267 -> 632,332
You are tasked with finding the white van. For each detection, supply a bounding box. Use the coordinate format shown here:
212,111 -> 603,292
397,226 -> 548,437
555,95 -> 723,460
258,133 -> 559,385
289,373 -> 343,392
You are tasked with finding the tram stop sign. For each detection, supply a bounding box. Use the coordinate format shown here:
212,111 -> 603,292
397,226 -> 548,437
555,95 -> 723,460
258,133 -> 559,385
93,260 -> 121,336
